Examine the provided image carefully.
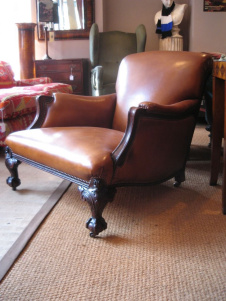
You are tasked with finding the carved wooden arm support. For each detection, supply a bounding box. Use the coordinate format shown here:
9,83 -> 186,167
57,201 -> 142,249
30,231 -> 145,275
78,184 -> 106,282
28,95 -> 54,129
29,93 -> 117,129
112,99 -> 200,166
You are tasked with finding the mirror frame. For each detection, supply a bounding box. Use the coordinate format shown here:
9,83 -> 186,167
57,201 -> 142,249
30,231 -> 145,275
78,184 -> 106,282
37,0 -> 95,40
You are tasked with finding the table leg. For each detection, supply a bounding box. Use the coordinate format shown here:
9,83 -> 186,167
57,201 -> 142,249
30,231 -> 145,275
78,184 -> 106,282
210,77 -> 224,185
222,81 -> 226,214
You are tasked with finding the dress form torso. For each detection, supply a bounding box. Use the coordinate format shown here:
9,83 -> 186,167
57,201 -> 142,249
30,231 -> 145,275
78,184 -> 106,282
154,3 -> 188,34
155,3 -> 188,50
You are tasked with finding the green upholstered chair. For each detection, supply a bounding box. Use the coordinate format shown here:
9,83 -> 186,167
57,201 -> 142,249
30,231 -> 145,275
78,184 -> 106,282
89,23 -> 146,96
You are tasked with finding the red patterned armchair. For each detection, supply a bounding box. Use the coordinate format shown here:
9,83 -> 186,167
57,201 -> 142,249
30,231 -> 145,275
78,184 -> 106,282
0,61 -> 73,146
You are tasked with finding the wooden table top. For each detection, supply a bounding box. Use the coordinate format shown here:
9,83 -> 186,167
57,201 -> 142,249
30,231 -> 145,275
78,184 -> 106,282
213,60 -> 226,80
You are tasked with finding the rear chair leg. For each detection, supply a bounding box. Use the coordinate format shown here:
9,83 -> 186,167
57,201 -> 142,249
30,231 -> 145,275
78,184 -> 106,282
78,178 -> 116,237
173,170 -> 185,187
5,147 -> 21,190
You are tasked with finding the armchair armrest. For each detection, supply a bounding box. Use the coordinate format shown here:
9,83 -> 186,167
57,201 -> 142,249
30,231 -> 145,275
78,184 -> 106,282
16,77 -> 53,86
91,66 -> 103,91
139,99 -> 200,117
112,99 -> 200,166
29,92 -> 117,129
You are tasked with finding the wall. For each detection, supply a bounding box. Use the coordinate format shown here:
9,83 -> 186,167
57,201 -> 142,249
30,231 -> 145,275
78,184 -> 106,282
33,0 -> 226,60
33,0 -> 104,60
103,0 -> 191,51
189,0 -> 226,53
33,0 -> 191,60
0,0 -> 33,78
3,0 -> 225,66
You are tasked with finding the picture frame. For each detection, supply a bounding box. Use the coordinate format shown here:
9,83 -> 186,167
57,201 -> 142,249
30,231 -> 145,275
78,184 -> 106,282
204,0 -> 226,12
38,0 -> 53,22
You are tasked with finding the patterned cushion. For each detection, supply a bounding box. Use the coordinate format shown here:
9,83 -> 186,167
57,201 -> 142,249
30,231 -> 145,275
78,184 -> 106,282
16,77 -> 53,86
0,112 -> 36,146
0,79 -> 73,146
0,83 -> 73,119
0,61 -> 15,88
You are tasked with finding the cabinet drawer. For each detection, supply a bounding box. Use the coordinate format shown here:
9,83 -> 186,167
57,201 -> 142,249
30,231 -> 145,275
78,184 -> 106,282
36,61 -> 82,72
64,82 -> 82,94
36,72 -> 83,94
35,59 -> 90,95
38,71 -> 82,83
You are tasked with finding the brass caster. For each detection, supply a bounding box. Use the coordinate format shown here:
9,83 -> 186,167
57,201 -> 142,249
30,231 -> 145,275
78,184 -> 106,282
89,232 -> 97,238
173,181 -> 181,187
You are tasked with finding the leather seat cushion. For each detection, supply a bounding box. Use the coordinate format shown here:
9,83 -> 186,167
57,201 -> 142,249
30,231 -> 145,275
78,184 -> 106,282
6,127 -> 124,184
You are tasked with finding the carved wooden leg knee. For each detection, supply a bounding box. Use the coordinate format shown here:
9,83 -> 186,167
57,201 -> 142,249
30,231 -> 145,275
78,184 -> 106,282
5,147 -> 21,191
173,170 -> 185,187
78,178 -> 116,237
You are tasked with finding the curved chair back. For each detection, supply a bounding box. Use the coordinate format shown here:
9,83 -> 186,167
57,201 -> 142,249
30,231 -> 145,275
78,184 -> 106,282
89,23 -> 146,95
113,51 -> 212,132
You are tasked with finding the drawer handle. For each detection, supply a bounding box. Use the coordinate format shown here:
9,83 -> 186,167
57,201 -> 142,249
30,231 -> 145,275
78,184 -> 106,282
71,64 -> 78,69
39,65 -> 47,70
69,74 -> 77,81
69,67 -> 77,81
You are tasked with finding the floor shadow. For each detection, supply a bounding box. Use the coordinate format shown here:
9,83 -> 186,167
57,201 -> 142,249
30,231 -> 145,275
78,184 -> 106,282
189,144 -> 211,161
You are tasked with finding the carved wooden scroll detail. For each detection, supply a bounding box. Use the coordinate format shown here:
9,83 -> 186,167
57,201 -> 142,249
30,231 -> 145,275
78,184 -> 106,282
78,178 -> 116,237
5,147 -> 21,191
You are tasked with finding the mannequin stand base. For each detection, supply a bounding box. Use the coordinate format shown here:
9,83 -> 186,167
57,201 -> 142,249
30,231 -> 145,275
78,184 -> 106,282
159,36 -> 183,51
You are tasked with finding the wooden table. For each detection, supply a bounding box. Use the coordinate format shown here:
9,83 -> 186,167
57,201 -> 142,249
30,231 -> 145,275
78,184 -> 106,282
210,60 -> 226,214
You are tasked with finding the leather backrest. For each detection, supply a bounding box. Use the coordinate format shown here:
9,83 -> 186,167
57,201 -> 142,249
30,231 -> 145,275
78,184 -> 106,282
112,51 -> 212,132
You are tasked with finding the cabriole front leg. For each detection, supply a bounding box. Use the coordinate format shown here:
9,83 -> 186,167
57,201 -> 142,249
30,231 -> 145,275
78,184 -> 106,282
78,178 -> 116,237
5,147 -> 21,190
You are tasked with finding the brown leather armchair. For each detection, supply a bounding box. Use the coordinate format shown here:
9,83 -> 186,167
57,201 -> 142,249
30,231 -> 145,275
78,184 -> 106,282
5,51 -> 212,237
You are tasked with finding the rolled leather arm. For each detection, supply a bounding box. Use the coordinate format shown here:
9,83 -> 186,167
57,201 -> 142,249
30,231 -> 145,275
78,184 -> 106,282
139,99 -> 200,117
112,99 -> 200,166
30,92 -> 117,129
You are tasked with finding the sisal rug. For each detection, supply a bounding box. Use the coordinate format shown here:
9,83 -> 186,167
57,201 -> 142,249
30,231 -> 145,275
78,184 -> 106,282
0,126 -> 226,300
0,152 -> 71,281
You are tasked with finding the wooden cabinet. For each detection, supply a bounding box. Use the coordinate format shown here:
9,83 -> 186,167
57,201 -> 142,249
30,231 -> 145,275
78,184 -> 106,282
35,59 -> 90,95
17,23 -> 36,79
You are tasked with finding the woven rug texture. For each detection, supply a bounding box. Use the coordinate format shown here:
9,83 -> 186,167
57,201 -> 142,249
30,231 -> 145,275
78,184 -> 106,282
0,125 -> 226,301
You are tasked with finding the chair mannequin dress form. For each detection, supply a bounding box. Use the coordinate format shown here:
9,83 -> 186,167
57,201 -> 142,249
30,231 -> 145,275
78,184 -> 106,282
155,0 -> 188,51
